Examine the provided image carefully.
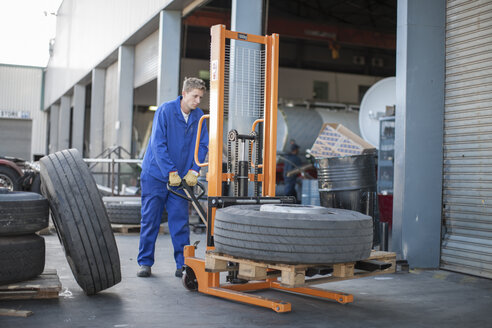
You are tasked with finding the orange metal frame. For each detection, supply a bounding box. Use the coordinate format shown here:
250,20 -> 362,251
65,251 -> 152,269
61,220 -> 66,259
187,24 -> 353,313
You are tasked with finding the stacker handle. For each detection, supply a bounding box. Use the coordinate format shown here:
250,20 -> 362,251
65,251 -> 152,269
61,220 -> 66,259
194,114 -> 210,167
166,181 -> 206,201
250,119 -> 264,169
251,118 -> 264,133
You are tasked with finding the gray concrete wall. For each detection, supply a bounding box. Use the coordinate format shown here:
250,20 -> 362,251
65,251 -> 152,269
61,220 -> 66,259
44,0 -> 183,109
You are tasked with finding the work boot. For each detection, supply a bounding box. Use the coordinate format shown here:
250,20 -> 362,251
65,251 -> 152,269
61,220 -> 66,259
137,265 -> 151,277
175,267 -> 184,278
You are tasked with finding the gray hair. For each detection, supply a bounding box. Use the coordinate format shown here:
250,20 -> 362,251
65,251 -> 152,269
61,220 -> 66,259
182,77 -> 206,93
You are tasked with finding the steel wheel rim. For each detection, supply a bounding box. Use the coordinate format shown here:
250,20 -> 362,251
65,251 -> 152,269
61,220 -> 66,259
0,174 -> 14,191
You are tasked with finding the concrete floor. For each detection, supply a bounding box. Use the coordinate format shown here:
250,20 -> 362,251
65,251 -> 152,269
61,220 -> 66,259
1,229 -> 492,328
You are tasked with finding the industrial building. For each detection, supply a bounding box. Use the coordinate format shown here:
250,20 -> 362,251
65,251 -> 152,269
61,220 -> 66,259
30,0 -> 489,278
0,64 -> 47,161
0,0 -> 491,324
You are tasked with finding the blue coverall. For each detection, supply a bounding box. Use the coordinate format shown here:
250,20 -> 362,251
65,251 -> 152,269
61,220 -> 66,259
283,153 -> 301,198
138,96 -> 208,269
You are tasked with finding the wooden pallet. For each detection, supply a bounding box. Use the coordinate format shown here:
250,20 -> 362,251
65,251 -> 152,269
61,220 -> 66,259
0,269 -> 61,300
0,308 -> 33,318
205,250 -> 396,288
111,224 -> 167,234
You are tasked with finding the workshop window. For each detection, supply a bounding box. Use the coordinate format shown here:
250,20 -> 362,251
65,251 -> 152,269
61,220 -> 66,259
313,81 -> 328,101
199,70 -> 210,90
358,85 -> 370,104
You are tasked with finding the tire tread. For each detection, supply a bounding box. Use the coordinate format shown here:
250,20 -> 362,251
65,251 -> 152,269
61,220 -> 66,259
40,149 -> 121,294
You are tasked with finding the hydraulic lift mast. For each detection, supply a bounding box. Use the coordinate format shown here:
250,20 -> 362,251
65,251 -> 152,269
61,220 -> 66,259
181,24 -> 395,313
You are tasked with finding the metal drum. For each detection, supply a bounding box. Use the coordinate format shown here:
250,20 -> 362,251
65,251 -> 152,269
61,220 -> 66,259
316,154 -> 377,217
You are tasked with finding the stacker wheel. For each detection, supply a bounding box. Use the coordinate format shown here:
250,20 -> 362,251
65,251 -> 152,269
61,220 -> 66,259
214,204 -> 373,264
182,266 -> 198,291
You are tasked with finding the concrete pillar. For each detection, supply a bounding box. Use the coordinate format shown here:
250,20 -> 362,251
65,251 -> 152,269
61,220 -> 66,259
58,95 -> 71,150
228,0 -> 264,135
72,84 -> 86,153
49,104 -> 59,154
157,10 -> 181,106
231,0 -> 263,36
393,0 -> 445,268
117,45 -> 135,155
90,68 -> 106,158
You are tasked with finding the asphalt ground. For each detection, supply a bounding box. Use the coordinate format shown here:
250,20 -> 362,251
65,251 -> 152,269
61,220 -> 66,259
1,229 -> 491,328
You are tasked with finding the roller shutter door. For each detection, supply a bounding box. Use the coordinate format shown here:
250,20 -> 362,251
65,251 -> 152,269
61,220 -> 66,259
0,118 -> 32,160
442,0 -> 492,278
134,31 -> 158,88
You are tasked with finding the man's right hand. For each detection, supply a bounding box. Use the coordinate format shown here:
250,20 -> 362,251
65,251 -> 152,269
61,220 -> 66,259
169,171 -> 181,186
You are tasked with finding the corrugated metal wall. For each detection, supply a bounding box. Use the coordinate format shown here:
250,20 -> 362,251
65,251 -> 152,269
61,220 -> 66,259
0,65 -> 47,159
0,66 -> 41,111
104,62 -> 119,150
442,0 -> 492,278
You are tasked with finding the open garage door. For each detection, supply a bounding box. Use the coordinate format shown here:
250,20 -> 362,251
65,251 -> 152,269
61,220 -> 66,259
442,0 -> 492,278
0,118 -> 32,160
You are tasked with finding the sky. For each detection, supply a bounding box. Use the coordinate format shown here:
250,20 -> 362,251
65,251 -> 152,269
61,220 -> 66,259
0,0 -> 63,67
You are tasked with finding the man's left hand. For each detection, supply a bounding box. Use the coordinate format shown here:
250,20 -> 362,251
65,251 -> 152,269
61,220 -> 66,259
183,170 -> 199,186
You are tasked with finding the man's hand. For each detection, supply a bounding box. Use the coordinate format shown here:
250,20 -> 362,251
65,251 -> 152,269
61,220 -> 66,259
183,170 -> 199,186
169,171 -> 181,186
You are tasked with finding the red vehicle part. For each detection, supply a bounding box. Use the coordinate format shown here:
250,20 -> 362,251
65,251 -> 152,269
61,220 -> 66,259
0,159 -> 23,176
378,194 -> 393,227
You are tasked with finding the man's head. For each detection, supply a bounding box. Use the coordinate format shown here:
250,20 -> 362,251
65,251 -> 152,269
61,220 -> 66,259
181,77 -> 206,114
290,143 -> 300,154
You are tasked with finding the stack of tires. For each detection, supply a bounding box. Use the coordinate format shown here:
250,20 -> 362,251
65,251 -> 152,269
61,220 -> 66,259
0,189 -> 49,285
0,149 -> 122,295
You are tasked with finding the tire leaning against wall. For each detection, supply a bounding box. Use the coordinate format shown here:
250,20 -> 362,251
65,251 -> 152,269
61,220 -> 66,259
40,149 -> 121,295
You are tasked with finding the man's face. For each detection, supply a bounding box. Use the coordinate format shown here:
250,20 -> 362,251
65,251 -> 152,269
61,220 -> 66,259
181,88 -> 204,113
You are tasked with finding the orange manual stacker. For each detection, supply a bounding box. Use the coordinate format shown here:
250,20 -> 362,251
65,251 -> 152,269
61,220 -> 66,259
180,24 -> 395,313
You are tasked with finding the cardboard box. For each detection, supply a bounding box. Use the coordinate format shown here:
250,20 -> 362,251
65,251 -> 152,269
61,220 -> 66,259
310,123 -> 375,158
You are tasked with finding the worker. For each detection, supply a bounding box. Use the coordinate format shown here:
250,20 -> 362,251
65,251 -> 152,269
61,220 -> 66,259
137,77 -> 208,278
283,142 -> 301,200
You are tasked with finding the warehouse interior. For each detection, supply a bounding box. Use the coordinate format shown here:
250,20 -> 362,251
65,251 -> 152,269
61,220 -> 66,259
0,0 -> 491,325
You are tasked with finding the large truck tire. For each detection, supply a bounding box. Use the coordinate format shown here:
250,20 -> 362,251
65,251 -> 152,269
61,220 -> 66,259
104,202 -> 167,225
0,191 -> 49,236
214,205 -> 373,264
0,234 -> 45,285
40,149 -> 121,295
